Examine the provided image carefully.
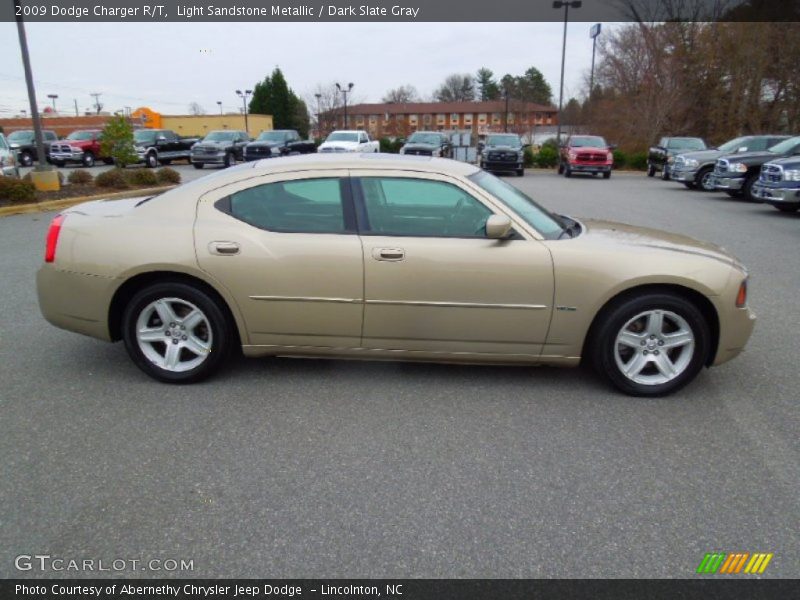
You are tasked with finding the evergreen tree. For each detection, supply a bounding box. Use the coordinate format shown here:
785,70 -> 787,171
476,68 -> 500,101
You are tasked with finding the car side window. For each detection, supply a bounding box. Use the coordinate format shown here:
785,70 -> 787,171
360,133 -> 368,143
358,177 -> 493,238
0,136 -> 7,150
224,178 -> 348,234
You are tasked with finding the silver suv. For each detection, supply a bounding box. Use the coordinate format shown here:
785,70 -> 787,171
0,133 -> 20,178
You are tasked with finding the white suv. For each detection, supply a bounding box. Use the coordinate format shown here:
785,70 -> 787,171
0,133 -> 20,178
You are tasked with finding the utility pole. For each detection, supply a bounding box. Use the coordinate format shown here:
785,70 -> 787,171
217,101 -> 223,115
47,94 -> 58,112
90,92 -> 102,114
552,1 -> 582,147
589,23 -> 601,100
235,89 -> 252,134
314,93 -> 322,138
503,87 -> 510,133
335,83 -> 354,128
73,98 -> 78,116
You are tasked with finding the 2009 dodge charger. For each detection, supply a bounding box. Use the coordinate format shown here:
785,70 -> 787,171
36,154 -> 755,396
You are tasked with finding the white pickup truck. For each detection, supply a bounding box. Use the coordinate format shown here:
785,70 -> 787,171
318,130 -> 380,153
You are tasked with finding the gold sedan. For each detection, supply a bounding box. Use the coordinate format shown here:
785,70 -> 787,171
36,155 -> 755,396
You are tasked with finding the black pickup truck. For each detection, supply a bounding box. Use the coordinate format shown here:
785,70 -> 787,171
647,137 -> 706,179
243,130 -> 316,161
133,129 -> 200,168
399,131 -> 453,157
712,135 -> 800,201
7,129 -> 58,167
190,130 -> 250,169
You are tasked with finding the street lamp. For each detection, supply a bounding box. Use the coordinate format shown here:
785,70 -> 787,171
235,89 -> 252,134
589,23 -> 601,100
314,93 -> 322,139
503,86 -> 510,133
552,0 -> 582,147
335,82 -> 354,128
47,93 -> 58,112
216,100 -> 223,115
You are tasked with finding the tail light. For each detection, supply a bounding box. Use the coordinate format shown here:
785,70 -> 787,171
735,279 -> 748,308
44,214 -> 65,263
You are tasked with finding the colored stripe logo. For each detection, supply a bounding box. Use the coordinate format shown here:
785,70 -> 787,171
697,552 -> 773,574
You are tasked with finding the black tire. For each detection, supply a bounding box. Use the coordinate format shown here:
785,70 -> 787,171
725,190 -> 742,198
564,166 -> 572,178
557,162 -> 565,175
590,292 -> 710,397
102,158 -> 114,165
775,205 -> 800,213
223,152 -> 234,168
695,166 -> 715,192
647,164 -> 656,177
193,163 -> 204,170
145,152 -> 158,169
603,171 -> 611,179
122,282 -> 233,383
660,166 -> 671,180
20,151 -> 34,167
159,159 -> 172,166
516,168 -> 524,177
742,174 -> 759,202
683,182 -> 697,189
52,160 -> 65,168
82,152 -> 95,168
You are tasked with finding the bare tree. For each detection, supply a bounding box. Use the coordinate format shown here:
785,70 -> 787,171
382,85 -> 419,104
188,102 -> 206,116
434,74 -> 476,102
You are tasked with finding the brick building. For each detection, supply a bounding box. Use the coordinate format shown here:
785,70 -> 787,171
320,101 -> 558,139
0,115 -> 113,137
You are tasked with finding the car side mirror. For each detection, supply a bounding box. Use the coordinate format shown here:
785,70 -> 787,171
485,215 -> 513,239
156,136 -> 167,144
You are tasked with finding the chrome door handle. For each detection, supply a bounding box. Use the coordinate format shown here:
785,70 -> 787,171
209,241 -> 240,255
373,247 -> 405,261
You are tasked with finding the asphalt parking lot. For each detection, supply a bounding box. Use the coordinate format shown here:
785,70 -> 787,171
1,169 -> 798,578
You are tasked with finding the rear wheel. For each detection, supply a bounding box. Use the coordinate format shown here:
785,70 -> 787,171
193,163 -> 204,170
122,282 -> 233,383
590,293 -> 710,397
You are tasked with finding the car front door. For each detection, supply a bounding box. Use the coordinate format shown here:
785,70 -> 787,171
351,171 -> 554,357
194,171 -> 364,348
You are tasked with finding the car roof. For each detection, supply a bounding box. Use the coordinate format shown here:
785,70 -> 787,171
249,153 -> 480,176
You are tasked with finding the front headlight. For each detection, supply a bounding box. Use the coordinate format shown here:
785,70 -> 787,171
729,162 -> 748,173
683,158 -> 699,168
69,145 -> 83,152
271,146 -> 281,155
9,143 -> 19,150
784,169 -> 800,181
667,155 -> 675,164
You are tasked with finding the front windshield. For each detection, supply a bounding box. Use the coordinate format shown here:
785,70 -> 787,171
67,131 -> 95,141
407,133 -> 442,144
326,132 -> 358,142
569,136 -> 607,148
8,131 -> 33,142
768,136 -> 800,154
203,131 -> 238,142
487,135 -> 521,146
668,138 -> 705,150
257,131 -> 286,142
134,130 -> 156,144
717,136 -> 751,152
469,170 -> 564,239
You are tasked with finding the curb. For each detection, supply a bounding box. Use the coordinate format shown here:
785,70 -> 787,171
0,185 -> 176,218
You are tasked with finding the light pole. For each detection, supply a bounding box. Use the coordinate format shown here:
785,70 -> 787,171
335,82 -> 354,128
314,93 -> 322,139
235,89 -> 252,134
503,86 -> 510,133
217,101 -> 223,115
552,1 -> 582,146
589,23 -> 601,100
47,94 -> 58,112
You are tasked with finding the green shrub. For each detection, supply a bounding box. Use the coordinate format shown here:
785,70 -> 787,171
0,176 -> 36,204
534,145 -> 559,168
155,167 -> 181,185
523,146 -> 535,168
95,168 -> 129,189
628,152 -> 648,171
67,170 -> 94,185
125,169 -> 158,187
100,116 -> 137,167
612,150 -> 627,169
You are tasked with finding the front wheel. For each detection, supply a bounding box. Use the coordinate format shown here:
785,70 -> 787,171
564,166 -> 572,178
647,164 -> 656,177
660,167 -> 671,180
695,167 -> 715,192
603,171 -> 611,179
122,282 -> 233,383
193,163 -> 204,170
82,152 -> 95,167
557,162 -> 565,175
20,151 -> 34,167
742,174 -> 759,202
590,293 -> 710,396
516,168 -> 524,177
145,152 -> 158,168
223,152 -> 234,168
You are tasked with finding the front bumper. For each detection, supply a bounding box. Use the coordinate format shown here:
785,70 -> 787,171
191,152 -> 227,165
569,163 -> 611,173
49,150 -> 85,163
482,159 -> 523,170
711,174 -> 745,191
751,183 -> 800,206
670,167 -> 700,182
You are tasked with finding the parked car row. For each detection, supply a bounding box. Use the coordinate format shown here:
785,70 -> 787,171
661,133 -> 800,213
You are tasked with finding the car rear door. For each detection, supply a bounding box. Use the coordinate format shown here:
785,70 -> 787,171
194,170 -> 364,348
351,170 -> 554,357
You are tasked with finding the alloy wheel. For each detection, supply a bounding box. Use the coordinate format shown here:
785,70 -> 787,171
135,297 -> 213,372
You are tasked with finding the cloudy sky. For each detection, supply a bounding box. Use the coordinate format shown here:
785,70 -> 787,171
0,21 -> 608,117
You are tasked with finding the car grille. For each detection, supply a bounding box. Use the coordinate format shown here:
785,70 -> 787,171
576,152 -> 607,162
51,143 -> 73,153
715,158 -> 729,173
488,151 -> 516,161
194,146 -> 218,154
760,163 -> 783,183
320,147 -> 347,153
406,149 -> 432,156
246,146 -> 272,156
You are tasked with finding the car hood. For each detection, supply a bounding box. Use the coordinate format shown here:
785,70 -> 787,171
247,141 -> 280,148
319,141 -> 359,150
403,142 -> 438,150
719,150 -> 783,164
569,146 -> 608,153
194,141 -> 230,149
486,144 -> 522,151
578,218 -> 742,269
677,148 -> 726,162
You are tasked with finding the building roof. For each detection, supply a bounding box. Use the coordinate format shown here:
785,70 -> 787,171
328,101 -> 557,115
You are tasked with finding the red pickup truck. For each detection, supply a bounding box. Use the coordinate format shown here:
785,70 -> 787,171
558,134 -> 614,179
49,130 -> 112,167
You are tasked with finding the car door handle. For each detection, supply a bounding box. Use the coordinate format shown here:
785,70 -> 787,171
209,241 -> 240,256
373,248 -> 405,261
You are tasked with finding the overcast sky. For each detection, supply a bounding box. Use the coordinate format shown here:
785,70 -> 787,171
0,21 -> 609,118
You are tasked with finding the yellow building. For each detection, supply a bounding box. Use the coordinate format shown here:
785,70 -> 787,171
131,108 -> 273,137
